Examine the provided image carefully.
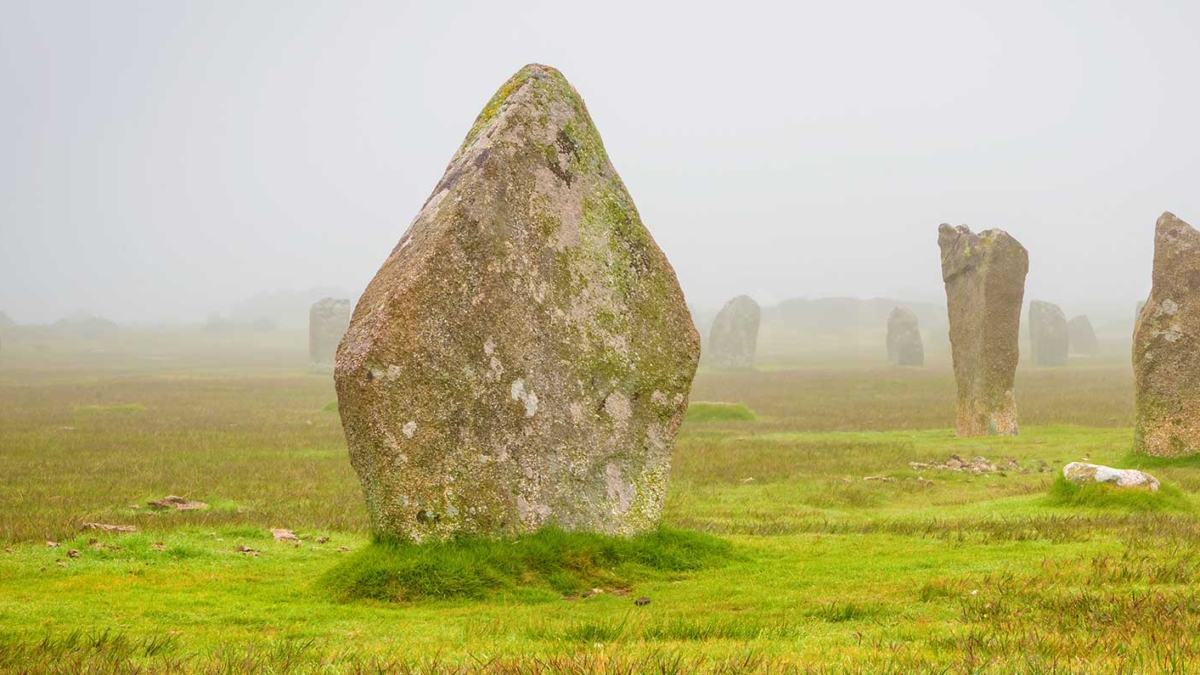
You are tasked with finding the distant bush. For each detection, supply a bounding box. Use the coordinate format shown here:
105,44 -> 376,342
1046,475 -> 1191,512
684,402 -> 757,423
320,526 -> 731,603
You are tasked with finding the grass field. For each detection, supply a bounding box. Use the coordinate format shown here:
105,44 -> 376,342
1,335 -> 1197,673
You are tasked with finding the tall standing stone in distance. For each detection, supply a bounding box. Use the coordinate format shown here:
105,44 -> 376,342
309,298 -> 351,366
335,64 -> 701,541
1029,300 -> 1068,366
1068,315 -> 1098,355
886,307 -> 924,366
1133,212 -> 1200,456
938,224 -> 1029,437
707,295 -> 761,369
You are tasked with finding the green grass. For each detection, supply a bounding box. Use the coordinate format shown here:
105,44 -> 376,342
322,527 -> 731,602
683,401 -> 758,423
6,335 -> 1200,672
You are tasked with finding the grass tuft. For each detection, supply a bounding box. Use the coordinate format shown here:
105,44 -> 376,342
321,400 -> 338,413
684,402 -> 757,423
320,526 -> 731,602
1046,475 -> 1191,512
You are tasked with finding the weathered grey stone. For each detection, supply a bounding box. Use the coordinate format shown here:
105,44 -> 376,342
938,224 -> 1029,437
1063,462 -> 1159,491
886,307 -> 924,366
1067,315 -> 1098,355
1029,300 -> 1068,366
1136,300 -> 1146,322
334,64 -> 700,541
1134,212 -> 1200,456
309,298 -> 351,365
707,296 -> 760,369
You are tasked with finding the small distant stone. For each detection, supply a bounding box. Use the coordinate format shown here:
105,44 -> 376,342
708,295 -> 761,369
235,545 -> 260,556
1068,315 -> 1099,356
863,475 -> 894,482
316,536 -> 329,544
56,561 -> 67,568
151,542 -> 166,551
635,597 -> 651,606
1063,462 -> 1159,491
81,522 -> 137,533
128,504 -> 140,510
4,547 -> 12,554
336,546 -> 349,553
271,528 -> 299,542
1029,300 -> 1069,366
67,549 -> 80,559
886,307 -> 924,367
46,541 -> 59,548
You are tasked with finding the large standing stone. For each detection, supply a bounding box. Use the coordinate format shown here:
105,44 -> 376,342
309,298 -> 351,365
335,64 -> 700,541
938,224 -> 1029,437
1067,315 -> 1098,355
1029,300 -> 1068,366
886,307 -> 924,366
707,296 -> 760,369
1134,212 -> 1200,456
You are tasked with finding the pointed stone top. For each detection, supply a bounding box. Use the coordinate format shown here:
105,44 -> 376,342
1156,211 -> 1192,235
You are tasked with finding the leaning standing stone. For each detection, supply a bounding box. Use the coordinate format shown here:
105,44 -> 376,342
335,64 -> 701,541
707,295 -> 760,369
1029,300 -> 1068,366
1067,315 -> 1098,356
309,298 -> 351,366
886,307 -> 924,366
938,224 -> 1029,437
1133,212 -> 1200,456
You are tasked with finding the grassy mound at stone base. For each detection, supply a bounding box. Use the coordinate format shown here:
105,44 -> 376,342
1046,475 -> 1191,512
320,526 -> 731,603
684,402 -> 757,423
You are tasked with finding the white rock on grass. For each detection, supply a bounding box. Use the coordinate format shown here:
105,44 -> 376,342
1062,462 -> 1160,491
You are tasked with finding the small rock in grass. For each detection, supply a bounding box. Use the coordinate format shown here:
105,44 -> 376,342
336,546 -> 349,553
235,545 -> 260,556
67,549 -> 80,558
46,541 -> 59,548
863,476 -> 894,482
151,542 -> 166,551
81,522 -> 137,533
635,597 -> 651,606
148,495 -> 208,511
56,561 -> 67,568
1062,462 -> 1159,491
316,536 -> 329,544
4,548 -> 12,554
271,528 -> 299,542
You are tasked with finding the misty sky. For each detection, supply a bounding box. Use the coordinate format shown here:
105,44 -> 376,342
1,1 -> 1197,325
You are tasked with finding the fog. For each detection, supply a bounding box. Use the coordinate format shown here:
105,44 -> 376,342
1,0 -> 1197,326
